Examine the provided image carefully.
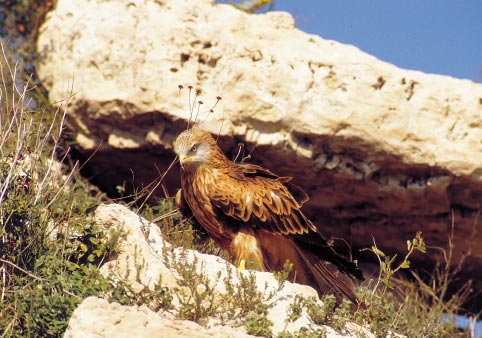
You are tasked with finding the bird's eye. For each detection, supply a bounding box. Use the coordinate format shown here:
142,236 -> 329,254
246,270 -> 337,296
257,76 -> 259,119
189,144 -> 198,153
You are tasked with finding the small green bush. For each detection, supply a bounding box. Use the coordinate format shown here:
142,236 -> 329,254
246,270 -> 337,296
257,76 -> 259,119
244,303 -> 273,337
0,42 -> 110,337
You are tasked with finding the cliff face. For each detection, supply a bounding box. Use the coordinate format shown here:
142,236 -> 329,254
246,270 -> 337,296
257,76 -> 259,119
37,0 -> 482,308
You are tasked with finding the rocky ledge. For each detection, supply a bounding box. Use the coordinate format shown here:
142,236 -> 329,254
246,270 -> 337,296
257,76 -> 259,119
36,0 -> 482,308
63,204 -> 372,338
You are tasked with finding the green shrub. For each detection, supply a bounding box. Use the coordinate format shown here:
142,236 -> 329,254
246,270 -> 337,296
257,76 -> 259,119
244,303 -> 273,337
0,42 -> 110,337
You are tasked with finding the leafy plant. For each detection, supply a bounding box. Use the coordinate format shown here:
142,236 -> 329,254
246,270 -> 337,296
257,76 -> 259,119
244,303 -> 273,336
0,41 -> 111,337
275,231 -> 468,337
278,327 -> 327,338
170,250 -> 220,322
363,231 -> 426,291
350,231 -> 467,337
109,275 -> 173,312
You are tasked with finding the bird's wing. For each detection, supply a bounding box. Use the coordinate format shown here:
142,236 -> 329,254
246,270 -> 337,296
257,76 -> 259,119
210,163 -> 363,279
209,163 -> 316,236
230,163 -> 310,205
176,188 -> 193,219
175,188 -> 207,235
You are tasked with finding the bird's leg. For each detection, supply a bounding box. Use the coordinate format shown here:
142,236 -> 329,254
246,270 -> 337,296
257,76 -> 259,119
237,259 -> 246,270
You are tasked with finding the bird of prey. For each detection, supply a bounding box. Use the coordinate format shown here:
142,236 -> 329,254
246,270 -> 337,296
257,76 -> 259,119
173,127 -> 363,304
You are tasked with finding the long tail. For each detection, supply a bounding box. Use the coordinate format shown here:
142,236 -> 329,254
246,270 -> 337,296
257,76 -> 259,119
293,243 -> 361,305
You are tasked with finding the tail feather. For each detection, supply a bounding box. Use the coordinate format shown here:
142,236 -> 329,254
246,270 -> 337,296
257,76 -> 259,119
294,230 -> 364,282
303,241 -> 364,282
294,243 -> 360,305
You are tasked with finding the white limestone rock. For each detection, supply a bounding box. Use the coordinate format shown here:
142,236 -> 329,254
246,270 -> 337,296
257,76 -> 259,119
36,0 -> 482,308
68,203 -> 371,338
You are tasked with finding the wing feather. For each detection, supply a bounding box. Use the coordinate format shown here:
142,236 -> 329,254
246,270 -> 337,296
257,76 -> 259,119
175,188 -> 210,238
209,163 -> 316,236
175,189 -> 194,220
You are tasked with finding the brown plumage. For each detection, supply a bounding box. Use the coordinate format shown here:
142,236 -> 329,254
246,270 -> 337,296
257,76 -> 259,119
173,128 -> 363,304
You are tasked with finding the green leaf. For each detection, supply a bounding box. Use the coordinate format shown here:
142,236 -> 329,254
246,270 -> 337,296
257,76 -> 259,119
371,246 -> 386,257
407,240 -> 413,251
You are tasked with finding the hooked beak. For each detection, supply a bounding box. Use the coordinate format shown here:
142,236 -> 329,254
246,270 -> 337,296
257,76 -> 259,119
178,154 -> 189,170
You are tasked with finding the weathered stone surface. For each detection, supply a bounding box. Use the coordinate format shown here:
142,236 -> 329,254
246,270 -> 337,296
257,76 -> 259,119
64,297 -> 254,338
37,0 -> 482,306
73,203 -> 370,338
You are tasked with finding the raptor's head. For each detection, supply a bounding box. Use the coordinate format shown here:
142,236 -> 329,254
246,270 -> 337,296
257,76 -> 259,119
173,128 -> 219,168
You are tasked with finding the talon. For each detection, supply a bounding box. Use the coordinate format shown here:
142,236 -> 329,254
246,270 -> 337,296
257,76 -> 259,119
238,259 -> 246,270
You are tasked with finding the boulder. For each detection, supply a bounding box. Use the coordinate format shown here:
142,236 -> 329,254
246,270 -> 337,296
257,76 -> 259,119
36,0 -> 482,306
63,203 -> 371,338
64,297 -> 254,338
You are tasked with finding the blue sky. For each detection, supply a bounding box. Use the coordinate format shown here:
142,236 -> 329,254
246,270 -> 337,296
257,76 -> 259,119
271,1 -> 482,82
